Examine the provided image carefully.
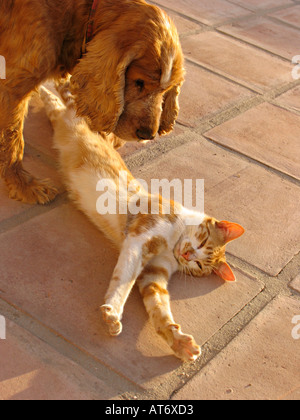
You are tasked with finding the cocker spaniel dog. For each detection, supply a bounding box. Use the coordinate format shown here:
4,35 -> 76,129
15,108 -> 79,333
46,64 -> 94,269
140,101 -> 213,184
0,0 -> 184,204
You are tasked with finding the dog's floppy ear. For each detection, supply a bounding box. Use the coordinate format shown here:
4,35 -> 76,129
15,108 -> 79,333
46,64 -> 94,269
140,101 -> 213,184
71,36 -> 141,133
158,83 -> 183,136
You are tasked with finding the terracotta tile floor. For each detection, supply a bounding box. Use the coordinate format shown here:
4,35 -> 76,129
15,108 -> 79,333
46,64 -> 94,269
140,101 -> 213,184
0,0 -> 299,400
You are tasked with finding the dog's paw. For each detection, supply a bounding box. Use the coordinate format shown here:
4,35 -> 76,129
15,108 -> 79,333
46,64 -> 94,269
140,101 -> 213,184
169,325 -> 201,362
101,304 -> 123,336
7,176 -> 58,205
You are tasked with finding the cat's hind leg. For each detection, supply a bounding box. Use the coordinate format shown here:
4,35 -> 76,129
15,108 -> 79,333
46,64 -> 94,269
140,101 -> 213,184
101,233 -> 168,336
137,258 -> 201,362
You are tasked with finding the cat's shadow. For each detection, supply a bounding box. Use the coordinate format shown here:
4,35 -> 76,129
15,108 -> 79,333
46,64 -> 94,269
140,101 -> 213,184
118,273 -> 225,379
169,271 -> 224,300
88,248 -> 231,383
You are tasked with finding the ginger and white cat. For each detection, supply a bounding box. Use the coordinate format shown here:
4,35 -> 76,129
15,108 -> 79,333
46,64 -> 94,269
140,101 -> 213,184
39,82 -> 245,362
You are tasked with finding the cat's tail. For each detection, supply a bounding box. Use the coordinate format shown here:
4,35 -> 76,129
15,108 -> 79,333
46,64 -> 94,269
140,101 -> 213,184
39,85 -> 66,125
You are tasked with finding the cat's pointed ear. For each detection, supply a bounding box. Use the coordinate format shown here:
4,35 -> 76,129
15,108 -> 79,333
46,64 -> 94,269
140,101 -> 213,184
213,262 -> 236,282
216,221 -> 245,244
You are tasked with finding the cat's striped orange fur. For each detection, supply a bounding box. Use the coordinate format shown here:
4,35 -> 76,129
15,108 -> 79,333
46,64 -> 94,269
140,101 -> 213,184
39,82 -> 245,362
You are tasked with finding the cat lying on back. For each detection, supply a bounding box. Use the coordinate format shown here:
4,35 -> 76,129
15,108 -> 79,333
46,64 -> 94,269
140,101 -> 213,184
39,82 -> 245,362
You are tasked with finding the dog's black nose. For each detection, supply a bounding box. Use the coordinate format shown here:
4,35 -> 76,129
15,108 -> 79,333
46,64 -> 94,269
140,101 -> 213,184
136,128 -> 155,141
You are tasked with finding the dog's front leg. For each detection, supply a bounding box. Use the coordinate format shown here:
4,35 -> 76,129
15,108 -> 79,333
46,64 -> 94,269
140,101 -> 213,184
0,92 -> 58,204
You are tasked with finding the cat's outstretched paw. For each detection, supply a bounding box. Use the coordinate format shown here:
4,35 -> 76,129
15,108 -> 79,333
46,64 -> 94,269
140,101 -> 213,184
101,304 -> 123,336
169,325 -> 201,362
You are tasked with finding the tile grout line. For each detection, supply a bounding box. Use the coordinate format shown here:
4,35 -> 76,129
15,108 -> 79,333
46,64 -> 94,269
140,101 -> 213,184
266,14 -> 300,32
25,143 -> 58,170
182,29 -> 293,66
126,77 -> 300,187
184,57 -> 262,94
127,251 -> 300,400
170,252 -> 300,398
226,0 -> 300,16
202,135 -> 300,188
215,27 -> 298,63
150,0 -> 300,59
268,99 -> 300,116
168,293 -> 279,400
0,192 -> 69,236
149,0 -> 254,27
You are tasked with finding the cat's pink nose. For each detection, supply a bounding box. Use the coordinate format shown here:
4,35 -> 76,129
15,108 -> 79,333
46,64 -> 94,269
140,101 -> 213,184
182,252 -> 191,261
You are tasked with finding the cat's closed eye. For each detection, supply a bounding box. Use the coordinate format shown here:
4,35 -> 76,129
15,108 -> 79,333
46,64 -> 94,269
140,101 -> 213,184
198,238 -> 208,249
197,261 -> 203,270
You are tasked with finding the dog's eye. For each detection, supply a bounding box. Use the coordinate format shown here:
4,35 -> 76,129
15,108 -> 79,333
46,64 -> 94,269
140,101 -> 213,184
135,79 -> 145,91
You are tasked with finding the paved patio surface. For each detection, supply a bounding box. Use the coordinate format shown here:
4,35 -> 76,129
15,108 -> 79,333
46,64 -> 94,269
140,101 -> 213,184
0,0 -> 300,400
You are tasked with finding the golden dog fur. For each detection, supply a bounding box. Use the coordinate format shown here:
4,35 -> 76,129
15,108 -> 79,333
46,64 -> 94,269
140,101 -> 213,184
0,0 -> 184,204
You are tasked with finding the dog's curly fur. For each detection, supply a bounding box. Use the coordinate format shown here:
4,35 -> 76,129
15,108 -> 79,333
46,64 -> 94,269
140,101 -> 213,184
0,0 -> 184,204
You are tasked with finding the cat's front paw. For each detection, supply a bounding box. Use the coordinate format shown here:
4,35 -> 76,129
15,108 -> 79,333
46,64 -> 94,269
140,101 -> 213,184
169,325 -> 201,362
101,304 -> 123,336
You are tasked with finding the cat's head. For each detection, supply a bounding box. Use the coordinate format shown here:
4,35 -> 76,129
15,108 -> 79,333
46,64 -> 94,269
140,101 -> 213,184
174,217 -> 245,281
